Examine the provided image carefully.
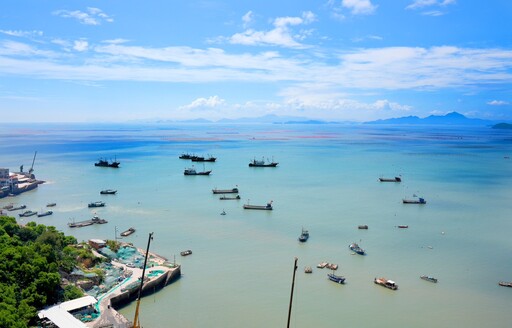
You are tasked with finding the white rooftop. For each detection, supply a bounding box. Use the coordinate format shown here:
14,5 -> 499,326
37,295 -> 97,328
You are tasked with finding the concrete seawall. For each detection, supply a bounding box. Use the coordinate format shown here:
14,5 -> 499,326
110,265 -> 181,309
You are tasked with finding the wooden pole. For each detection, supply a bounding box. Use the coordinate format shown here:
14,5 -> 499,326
287,257 -> 298,328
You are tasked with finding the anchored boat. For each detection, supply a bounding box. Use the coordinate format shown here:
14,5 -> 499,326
403,197 -> 427,204
349,242 -> 366,255
328,273 -> 346,284
248,157 -> 278,167
88,201 -> 106,208
184,166 -> 211,175
37,210 -> 53,217
298,228 -> 309,242
100,189 -> 117,195
420,275 -> 438,283
243,200 -> 273,210
120,227 -> 136,237
379,177 -> 401,182
220,195 -> 241,200
374,277 -> 398,290
212,187 -> 238,194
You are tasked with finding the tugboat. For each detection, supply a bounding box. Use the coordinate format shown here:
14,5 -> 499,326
420,275 -> 438,283
248,157 -> 278,167
243,200 -> 273,210
88,201 -> 106,208
328,273 -> 346,284
379,177 -> 401,182
95,157 -> 120,168
298,228 -> 309,242
374,277 -> 398,290
349,242 -> 366,255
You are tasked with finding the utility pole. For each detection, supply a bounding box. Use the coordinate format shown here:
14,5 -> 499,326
287,257 -> 298,328
133,232 -> 153,328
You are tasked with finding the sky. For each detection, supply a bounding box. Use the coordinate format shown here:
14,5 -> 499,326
1,0 -> 512,122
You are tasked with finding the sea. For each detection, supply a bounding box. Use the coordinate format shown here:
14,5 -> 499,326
1,123 -> 511,328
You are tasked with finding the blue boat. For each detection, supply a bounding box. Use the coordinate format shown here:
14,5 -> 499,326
328,273 -> 345,284
349,242 -> 366,255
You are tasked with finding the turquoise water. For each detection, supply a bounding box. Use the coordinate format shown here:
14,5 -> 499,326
1,123 -> 511,327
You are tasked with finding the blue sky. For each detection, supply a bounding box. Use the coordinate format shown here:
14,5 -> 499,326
1,0 -> 511,122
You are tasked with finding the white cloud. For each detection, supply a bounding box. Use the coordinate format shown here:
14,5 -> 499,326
242,11 -> 254,28
0,30 -> 43,38
181,96 -> 226,110
487,100 -> 509,106
422,10 -> 445,16
406,0 -> 456,10
53,7 -> 113,25
227,11 -> 316,48
342,0 -> 377,15
73,40 -> 89,52
102,39 -> 130,45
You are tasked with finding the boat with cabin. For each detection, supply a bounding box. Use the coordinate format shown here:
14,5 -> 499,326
243,200 -> 273,210
88,201 -> 106,208
212,187 -> 239,194
248,157 -> 278,167
19,210 -> 37,217
304,266 -> 313,274
358,224 -> 368,229
328,273 -> 346,284
374,277 -> 398,290
95,157 -> 120,168
298,228 -> 309,242
8,204 -> 26,211
220,195 -> 241,200
180,249 -> 192,256
37,210 -> 53,217
420,275 -> 438,283
317,262 -> 328,269
379,177 -> 401,182
349,242 -> 366,255
403,197 -> 427,204
184,166 -> 211,176
192,155 -> 217,162
100,189 -> 117,195
179,153 -> 194,159
120,227 -> 136,237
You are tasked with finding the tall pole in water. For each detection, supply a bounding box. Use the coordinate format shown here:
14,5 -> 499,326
132,232 -> 153,328
287,257 -> 298,328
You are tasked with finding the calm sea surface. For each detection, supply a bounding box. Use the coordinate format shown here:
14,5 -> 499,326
1,123 -> 511,328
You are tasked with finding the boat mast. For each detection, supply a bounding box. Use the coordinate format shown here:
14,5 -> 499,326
132,232 -> 154,328
287,257 -> 298,328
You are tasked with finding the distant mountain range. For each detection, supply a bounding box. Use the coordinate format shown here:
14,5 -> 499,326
365,112 -> 495,126
156,112 -> 510,126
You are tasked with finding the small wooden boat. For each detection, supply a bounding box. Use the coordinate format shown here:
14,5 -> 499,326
498,281 -> 512,287
120,227 -> 136,237
358,224 -> 368,229
220,195 -> 241,200
37,210 -> 53,217
304,266 -> 313,273
420,275 -> 438,283
243,200 -> 273,210
46,202 -> 57,207
374,277 -> 398,290
180,249 -> 192,256
328,273 -> 345,284
327,263 -> 338,270
379,177 -> 401,182
317,262 -> 328,269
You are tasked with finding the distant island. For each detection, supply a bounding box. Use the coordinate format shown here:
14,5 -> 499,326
492,123 -> 512,129
365,112 -> 492,126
